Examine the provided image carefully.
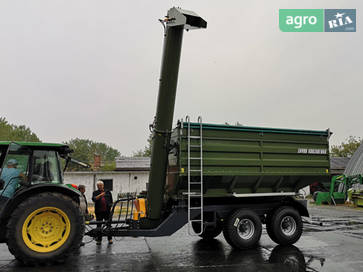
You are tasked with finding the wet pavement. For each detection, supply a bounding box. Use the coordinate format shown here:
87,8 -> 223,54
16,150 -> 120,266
1,203 -> 362,272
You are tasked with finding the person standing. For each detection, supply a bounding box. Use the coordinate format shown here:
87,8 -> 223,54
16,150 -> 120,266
92,180 -> 113,245
78,185 -> 89,217
78,184 -> 89,247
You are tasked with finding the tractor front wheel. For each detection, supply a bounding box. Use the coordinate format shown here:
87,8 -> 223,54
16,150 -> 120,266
6,192 -> 84,265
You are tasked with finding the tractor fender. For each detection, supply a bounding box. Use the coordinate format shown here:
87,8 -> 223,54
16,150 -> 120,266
1,184 -> 81,220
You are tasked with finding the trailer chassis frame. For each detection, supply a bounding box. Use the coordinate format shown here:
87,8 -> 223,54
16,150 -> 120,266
85,196 -> 308,238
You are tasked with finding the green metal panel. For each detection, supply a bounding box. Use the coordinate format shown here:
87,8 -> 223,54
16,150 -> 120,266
177,123 -> 330,176
186,122 -> 329,136
167,122 -> 331,197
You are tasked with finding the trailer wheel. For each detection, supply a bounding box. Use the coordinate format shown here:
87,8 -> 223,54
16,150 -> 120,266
267,206 -> 302,245
265,213 -> 276,242
6,192 -> 84,265
192,222 -> 223,240
223,209 -> 262,249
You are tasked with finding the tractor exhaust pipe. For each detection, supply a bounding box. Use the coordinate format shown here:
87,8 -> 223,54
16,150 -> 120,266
146,8 -> 207,221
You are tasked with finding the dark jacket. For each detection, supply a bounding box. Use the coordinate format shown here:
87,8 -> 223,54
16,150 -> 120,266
92,190 -> 113,213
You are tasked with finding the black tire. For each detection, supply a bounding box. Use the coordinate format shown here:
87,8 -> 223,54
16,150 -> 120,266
265,212 -> 276,242
269,245 -> 306,272
192,221 -> 223,240
268,206 -> 303,246
6,192 -> 84,265
223,209 -> 262,249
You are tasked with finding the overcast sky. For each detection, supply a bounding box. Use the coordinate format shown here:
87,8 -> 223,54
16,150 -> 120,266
0,0 -> 362,155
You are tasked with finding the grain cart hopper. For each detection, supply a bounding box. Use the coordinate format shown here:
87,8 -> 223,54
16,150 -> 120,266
0,142 -> 85,264
85,7 -> 331,249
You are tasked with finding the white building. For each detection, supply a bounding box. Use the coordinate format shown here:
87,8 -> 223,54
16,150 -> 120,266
64,157 -> 150,201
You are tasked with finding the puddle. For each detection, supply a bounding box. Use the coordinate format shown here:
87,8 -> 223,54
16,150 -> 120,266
304,216 -> 363,233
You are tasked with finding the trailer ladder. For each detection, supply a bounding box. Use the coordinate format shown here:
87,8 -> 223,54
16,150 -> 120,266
186,116 -> 204,235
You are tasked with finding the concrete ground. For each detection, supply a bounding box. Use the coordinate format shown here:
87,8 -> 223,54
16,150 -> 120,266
0,203 -> 362,272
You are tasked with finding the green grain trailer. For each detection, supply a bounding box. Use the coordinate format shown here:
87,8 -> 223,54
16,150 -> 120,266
162,120 -> 330,246
86,7 -> 331,250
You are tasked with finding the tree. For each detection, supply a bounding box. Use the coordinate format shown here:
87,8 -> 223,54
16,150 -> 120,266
331,136 -> 362,157
0,117 -> 40,142
64,138 -> 121,171
133,134 -> 152,157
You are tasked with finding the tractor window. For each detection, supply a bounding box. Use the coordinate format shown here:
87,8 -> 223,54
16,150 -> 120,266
0,148 -> 6,172
31,150 -> 61,184
2,143 -> 30,177
0,146 -> 30,198
5,154 -> 29,174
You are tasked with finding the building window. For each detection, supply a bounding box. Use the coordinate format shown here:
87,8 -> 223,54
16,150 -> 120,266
101,179 -> 113,191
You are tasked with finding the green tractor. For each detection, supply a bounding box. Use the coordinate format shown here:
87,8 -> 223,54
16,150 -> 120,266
0,142 -> 85,265
314,175 -> 363,205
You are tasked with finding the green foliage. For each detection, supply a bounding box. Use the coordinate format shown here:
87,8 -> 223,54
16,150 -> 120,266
64,138 -> 121,171
133,134 -> 152,157
0,117 -> 40,142
101,161 -> 117,171
331,136 -> 362,157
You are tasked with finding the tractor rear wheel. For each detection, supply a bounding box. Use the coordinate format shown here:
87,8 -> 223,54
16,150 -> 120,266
6,192 -> 84,265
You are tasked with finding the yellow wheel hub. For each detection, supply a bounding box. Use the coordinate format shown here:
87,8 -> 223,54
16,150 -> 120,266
22,207 -> 71,253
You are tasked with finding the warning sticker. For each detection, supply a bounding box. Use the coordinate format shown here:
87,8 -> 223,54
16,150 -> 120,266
234,218 -> 240,227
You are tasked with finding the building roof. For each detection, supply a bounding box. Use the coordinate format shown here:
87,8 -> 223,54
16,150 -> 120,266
344,142 -> 363,176
115,157 -> 150,171
330,157 -> 350,170
64,170 -> 149,175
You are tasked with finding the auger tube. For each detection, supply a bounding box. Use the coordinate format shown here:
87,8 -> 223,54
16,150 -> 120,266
146,8 -> 207,221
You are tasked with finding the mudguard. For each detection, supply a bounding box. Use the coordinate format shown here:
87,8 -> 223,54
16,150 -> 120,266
285,197 -> 309,217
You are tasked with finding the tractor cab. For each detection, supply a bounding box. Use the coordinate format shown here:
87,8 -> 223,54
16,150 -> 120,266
0,142 -> 73,198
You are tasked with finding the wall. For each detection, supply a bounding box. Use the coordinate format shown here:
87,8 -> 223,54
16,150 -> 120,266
64,171 -> 148,201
